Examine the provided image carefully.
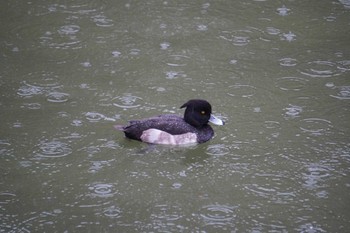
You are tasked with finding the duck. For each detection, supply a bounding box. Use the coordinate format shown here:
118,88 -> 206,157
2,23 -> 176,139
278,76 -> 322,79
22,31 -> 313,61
115,99 -> 224,145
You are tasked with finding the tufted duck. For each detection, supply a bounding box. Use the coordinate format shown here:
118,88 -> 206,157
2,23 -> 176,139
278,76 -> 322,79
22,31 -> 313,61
115,99 -> 224,145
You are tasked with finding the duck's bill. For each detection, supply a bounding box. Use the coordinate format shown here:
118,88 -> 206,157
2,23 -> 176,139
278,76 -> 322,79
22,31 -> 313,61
209,114 -> 225,125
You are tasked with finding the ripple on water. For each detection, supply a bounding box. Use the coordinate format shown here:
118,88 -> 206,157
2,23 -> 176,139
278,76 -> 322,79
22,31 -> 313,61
296,222 -> 327,233
58,25 -> 80,35
12,121 -> 23,128
88,160 -> 112,173
227,84 -> 257,98
1,209 -> 63,233
71,119 -> 83,126
21,103 -> 42,109
164,54 -> 190,67
196,24 -> 208,31
17,72 -> 62,98
263,121 -> 281,141
206,144 -> 230,157
338,59 -> 350,71
91,14 -> 114,27
40,24 -> 82,49
129,48 -> 141,56
150,204 -> 183,231
165,70 -> 187,79
283,104 -> 303,119
281,31 -> 296,42
88,183 -> 116,198
298,60 -> 344,78
112,94 -> 142,109
301,163 -> 331,198
266,26 -> 281,36
112,50 -> 122,57
275,77 -> 308,91
85,112 -> 106,122
259,26 -> 282,42
46,92 -> 70,103
329,85 -> 350,100
84,145 -> 101,155
264,121 -> 281,129
29,71 -> 61,87
45,3 -> 96,14
0,192 -> 16,207
35,140 -> 72,158
339,0 -> 350,9
199,204 -> 237,226
160,42 -> 170,50
17,82 -> 44,97
299,118 -> 333,136
244,178 -> 296,204
152,204 -> 182,221
279,57 -> 298,67
276,5 -> 291,16
219,30 -> 252,46
103,206 -> 122,218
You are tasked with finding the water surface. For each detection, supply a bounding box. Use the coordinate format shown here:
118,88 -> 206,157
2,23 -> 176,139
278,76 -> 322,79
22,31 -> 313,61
1,0 -> 350,232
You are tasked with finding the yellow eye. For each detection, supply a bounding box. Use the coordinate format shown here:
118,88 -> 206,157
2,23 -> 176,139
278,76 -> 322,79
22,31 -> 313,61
201,111 -> 206,115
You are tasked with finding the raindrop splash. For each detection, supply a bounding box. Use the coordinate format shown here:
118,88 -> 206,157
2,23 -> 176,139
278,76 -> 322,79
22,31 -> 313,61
35,140 -> 72,158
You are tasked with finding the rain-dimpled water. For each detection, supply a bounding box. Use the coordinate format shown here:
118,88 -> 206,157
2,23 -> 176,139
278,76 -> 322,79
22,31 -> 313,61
1,1 -> 350,232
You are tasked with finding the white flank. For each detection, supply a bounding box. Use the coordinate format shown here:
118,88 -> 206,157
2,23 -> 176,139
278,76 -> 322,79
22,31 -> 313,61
140,129 -> 197,145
